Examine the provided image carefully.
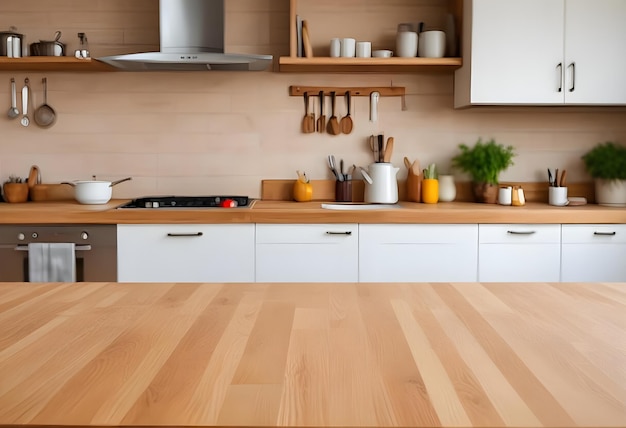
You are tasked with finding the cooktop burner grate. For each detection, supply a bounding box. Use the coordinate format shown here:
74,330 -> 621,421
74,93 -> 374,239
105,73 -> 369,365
118,196 -> 251,209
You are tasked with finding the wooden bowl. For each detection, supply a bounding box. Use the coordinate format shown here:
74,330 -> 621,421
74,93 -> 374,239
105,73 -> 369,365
3,182 -> 29,203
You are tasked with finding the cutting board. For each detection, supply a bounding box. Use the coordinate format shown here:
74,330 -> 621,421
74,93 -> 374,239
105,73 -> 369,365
30,184 -> 74,201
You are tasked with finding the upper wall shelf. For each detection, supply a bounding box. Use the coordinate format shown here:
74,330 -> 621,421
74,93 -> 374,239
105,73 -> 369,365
281,0 -> 463,73
279,56 -> 462,73
0,57 -> 114,72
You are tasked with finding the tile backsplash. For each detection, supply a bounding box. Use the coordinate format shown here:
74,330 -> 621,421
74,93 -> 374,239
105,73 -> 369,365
1,0 -> 625,199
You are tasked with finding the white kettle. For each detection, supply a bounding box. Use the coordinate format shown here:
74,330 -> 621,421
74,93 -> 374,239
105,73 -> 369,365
360,163 -> 399,204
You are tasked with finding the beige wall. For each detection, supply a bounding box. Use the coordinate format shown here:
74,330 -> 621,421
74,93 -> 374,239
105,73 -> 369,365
1,0 -> 625,199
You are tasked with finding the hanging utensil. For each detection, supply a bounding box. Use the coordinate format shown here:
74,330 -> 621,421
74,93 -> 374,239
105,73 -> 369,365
8,78 -> 19,119
34,77 -> 57,128
20,78 -> 30,127
316,90 -> 325,133
327,91 -> 340,135
301,92 -> 314,133
369,91 -> 380,122
340,91 -> 353,134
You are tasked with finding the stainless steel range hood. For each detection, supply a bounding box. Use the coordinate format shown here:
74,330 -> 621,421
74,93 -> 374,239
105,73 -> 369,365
97,0 -> 272,71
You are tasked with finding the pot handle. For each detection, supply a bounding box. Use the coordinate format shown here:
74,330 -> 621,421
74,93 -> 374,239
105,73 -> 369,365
109,177 -> 132,187
60,181 -> 75,187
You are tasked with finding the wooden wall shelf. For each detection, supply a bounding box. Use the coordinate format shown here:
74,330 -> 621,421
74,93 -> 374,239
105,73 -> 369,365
279,57 -> 462,73
0,57 -> 114,72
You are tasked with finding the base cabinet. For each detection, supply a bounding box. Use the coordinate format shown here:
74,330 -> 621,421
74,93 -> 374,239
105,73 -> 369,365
255,224 -> 358,282
117,224 -> 255,282
561,224 -> 626,282
359,225 -> 478,282
478,224 -> 561,282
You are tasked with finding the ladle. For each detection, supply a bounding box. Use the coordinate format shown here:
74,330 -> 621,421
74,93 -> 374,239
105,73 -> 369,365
34,77 -> 56,128
7,78 -> 19,119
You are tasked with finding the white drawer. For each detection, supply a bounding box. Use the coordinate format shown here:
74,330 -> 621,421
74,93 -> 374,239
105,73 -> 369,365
562,224 -> 626,244
256,224 -> 357,244
359,224 -> 477,244
479,224 -> 561,244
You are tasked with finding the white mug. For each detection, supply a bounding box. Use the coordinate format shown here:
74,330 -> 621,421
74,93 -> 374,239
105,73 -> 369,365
372,49 -> 393,58
356,41 -> 371,58
549,186 -> 569,206
498,186 -> 512,205
330,38 -> 341,57
418,30 -> 446,58
396,29 -> 418,57
341,38 -> 356,57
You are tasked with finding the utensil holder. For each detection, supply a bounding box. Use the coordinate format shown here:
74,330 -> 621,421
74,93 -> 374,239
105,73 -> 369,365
335,180 -> 352,202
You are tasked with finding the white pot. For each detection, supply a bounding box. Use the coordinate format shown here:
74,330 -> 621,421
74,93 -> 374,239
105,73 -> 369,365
63,177 -> 131,204
595,178 -> 626,207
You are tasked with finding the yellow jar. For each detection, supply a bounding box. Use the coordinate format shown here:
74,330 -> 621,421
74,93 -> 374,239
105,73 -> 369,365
293,180 -> 313,202
421,178 -> 439,204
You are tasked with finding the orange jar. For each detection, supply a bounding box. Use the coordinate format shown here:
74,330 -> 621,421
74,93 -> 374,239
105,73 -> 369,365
421,178 -> 439,204
293,180 -> 313,202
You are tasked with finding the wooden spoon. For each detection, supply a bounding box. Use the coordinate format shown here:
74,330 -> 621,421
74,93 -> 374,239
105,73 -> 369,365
327,91 -> 340,135
340,91 -> 354,134
301,92 -> 314,133
316,90 -> 325,133
383,137 -> 394,163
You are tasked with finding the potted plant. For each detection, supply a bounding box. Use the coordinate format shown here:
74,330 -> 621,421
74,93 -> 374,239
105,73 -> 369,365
452,138 -> 516,203
3,175 -> 29,203
582,141 -> 626,206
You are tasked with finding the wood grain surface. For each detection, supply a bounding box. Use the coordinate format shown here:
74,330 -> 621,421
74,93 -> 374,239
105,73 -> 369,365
1,199 -> 625,225
0,282 -> 624,427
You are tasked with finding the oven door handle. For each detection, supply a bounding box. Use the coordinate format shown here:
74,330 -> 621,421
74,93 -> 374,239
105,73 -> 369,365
15,244 -> 92,251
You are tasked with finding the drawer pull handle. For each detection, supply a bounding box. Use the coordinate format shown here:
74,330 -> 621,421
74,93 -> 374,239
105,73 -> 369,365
166,232 -> 204,237
15,244 -> 92,251
326,231 -> 352,236
593,231 -> 616,236
507,230 -> 536,235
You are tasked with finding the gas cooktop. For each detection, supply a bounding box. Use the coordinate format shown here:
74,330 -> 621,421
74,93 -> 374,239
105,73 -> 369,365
118,196 -> 251,209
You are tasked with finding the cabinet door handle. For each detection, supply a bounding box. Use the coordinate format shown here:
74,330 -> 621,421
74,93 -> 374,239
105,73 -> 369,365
556,62 -> 563,92
507,230 -> 536,235
326,231 -> 352,235
166,232 -> 204,237
593,231 -> 616,236
568,62 -> 576,92
15,244 -> 92,251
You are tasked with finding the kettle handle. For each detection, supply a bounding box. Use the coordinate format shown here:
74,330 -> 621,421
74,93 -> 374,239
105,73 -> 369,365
359,167 -> 373,184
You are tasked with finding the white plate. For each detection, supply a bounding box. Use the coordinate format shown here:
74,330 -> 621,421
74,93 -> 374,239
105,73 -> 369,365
320,203 -> 400,210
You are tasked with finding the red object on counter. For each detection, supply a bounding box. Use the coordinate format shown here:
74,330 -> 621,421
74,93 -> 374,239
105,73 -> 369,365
220,199 -> 237,208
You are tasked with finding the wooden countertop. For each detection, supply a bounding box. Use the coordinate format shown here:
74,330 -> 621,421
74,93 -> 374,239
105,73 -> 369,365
0,282 -> 624,428
0,199 -> 625,224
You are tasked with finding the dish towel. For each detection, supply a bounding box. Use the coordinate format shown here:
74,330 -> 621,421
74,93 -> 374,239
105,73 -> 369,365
28,243 -> 76,282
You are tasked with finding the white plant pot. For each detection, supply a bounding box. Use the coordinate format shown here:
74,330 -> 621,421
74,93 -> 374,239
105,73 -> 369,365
595,179 -> 626,207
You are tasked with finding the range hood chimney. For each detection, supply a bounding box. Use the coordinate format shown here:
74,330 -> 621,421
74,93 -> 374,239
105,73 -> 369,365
97,0 -> 273,71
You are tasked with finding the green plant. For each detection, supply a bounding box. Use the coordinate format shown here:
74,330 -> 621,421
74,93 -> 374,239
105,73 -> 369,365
422,163 -> 437,179
4,175 -> 23,184
582,141 -> 626,180
452,138 -> 516,185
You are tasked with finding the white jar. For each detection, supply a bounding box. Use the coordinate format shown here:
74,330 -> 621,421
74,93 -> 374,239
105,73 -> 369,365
396,24 -> 418,57
438,175 -> 456,202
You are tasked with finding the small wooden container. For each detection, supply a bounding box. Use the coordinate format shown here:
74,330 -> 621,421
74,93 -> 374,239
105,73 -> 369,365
3,183 -> 29,203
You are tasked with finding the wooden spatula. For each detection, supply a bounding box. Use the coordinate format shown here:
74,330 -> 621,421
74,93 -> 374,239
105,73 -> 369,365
316,90 -> 325,133
327,91 -> 341,135
383,137 -> 394,162
301,92 -> 314,133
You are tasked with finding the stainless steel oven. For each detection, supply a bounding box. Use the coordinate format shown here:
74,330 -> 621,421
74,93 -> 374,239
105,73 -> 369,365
0,225 -> 117,282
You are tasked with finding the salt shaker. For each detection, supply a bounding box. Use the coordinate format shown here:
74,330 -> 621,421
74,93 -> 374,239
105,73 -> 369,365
75,32 -> 90,59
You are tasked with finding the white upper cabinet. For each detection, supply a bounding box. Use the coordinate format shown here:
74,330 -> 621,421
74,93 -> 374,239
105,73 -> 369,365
455,0 -> 626,106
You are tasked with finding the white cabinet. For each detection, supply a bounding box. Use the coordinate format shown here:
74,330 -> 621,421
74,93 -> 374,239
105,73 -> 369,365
561,224 -> 626,282
455,0 -> 626,106
359,225 -> 478,282
255,224 -> 358,282
117,224 -> 255,282
478,224 -> 561,282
